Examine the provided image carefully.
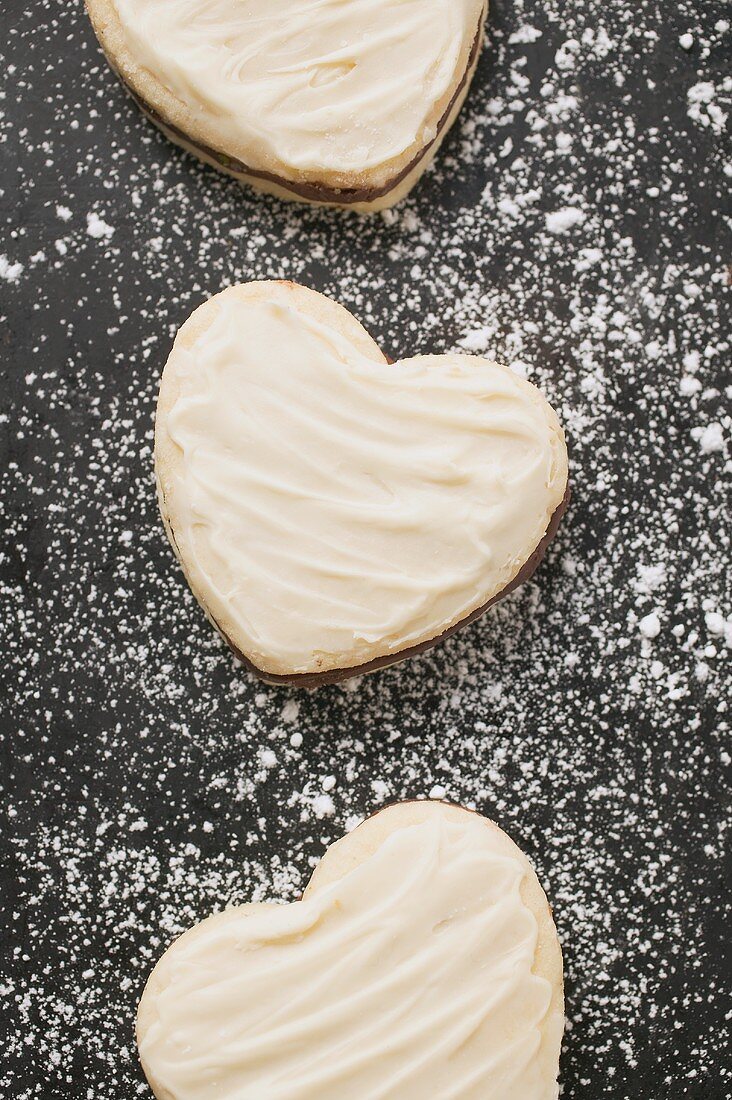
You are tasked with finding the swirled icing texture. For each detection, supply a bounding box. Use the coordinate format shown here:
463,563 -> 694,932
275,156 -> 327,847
160,295 -> 567,675
110,0 -> 483,178
138,815 -> 556,1099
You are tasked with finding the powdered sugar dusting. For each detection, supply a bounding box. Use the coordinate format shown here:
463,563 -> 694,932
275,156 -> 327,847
1,0 -> 730,1096
0,255 -> 24,282
86,211 -> 115,240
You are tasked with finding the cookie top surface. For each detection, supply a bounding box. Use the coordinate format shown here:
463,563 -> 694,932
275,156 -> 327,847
106,0 -> 484,185
137,801 -> 563,1099
155,282 -> 568,677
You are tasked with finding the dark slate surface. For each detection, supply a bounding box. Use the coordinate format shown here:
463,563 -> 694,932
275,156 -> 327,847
1,0 -> 730,1096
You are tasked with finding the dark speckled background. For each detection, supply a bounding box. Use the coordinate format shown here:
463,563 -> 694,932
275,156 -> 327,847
1,0 -> 730,1096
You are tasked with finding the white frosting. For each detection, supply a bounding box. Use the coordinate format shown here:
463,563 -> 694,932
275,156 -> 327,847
138,814 -> 557,1099
159,292 -> 567,675
110,0 -> 483,179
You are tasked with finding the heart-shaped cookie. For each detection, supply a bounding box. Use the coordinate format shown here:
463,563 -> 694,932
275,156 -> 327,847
155,281 -> 569,684
85,0 -> 487,210
137,800 -> 564,1099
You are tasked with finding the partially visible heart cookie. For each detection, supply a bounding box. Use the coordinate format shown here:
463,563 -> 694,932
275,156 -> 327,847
85,0 -> 487,210
137,800 -> 564,1099
154,280 -> 569,685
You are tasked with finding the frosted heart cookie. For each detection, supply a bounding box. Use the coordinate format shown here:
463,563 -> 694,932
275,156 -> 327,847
155,280 -> 569,685
85,0 -> 487,211
155,281 -> 570,684
137,800 -> 564,1099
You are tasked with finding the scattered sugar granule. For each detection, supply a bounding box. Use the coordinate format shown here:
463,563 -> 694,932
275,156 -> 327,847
509,26 -> 542,44
281,700 -> 300,724
687,81 -> 728,134
460,327 -> 491,352
691,422 -> 725,454
679,376 -> 702,396
0,255 -> 23,282
635,563 -> 667,594
705,612 -> 731,647
545,207 -> 586,233
639,612 -> 662,640
311,794 -> 335,818
86,211 -> 115,240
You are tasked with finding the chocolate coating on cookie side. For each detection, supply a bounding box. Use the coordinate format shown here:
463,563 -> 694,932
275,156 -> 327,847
101,19 -> 484,207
